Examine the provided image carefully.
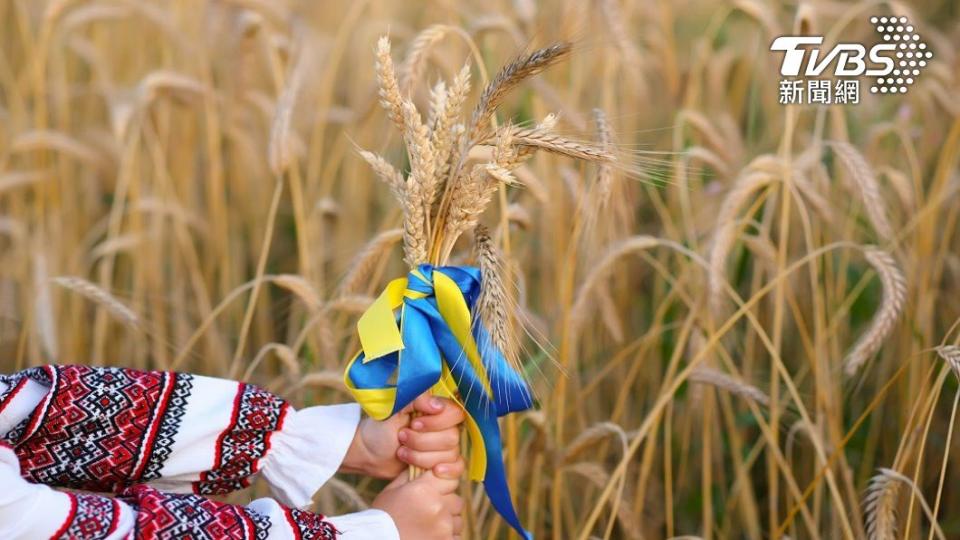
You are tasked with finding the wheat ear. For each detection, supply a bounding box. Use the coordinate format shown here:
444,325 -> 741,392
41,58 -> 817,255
375,36 -> 405,132
936,345 -> 960,375
688,366 -> 770,406
843,247 -> 907,376
339,228 -> 404,295
592,108 -> 614,208
707,170 -> 777,317
508,126 -> 615,162
863,468 -> 945,540
432,63 -> 471,181
399,101 -> 432,265
468,42 -> 572,143
863,470 -> 899,540
399,24 -> 449,96
474,225 -> 517,366
829,141 -> 895,240
270,274 -> 322,312
569,236 -> 660,344
357,149 -> 405,200
52,276 -> 139,327
426,80 -> 447,134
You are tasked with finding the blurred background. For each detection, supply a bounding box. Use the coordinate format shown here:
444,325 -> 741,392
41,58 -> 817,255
1,0 -> 959,538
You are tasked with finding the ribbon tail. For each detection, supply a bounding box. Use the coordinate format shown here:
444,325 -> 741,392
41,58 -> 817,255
357,277 -> 408,361
476,410 -> 531,540
433,317 -> 530,539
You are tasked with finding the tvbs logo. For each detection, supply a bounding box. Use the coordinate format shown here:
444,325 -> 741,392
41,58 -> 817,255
771,16 -> 932,98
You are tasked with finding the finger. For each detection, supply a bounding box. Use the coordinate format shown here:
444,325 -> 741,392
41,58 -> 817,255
411,393 -> 447,415
399,392 -> 438,415
415,470 -> 460,494
452,516 -> 464,534
444,494 -> 464,515
409,405 -> 466,431
397,447 -> 460,470
433,457 -> 466,479
399,428 -> 459,451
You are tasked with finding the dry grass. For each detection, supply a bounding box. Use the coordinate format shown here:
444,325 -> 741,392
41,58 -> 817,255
2,1 -> 960,539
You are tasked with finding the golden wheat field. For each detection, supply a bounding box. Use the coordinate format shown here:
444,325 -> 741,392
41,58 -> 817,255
2,0 -> 960,538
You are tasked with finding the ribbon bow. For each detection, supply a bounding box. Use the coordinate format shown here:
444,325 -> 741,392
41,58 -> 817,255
344,264 -> 534,539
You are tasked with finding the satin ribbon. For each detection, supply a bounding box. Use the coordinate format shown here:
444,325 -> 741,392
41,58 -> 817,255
343,264 -> 534,539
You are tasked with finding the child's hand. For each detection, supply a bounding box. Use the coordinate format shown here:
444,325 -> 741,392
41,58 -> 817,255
372,468 -> 465,539
341,394 -> 466,479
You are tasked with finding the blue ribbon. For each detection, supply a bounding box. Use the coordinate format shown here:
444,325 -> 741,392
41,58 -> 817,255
346,265 -> 534,539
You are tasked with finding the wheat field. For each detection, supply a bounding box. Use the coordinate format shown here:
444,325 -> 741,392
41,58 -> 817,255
2,0 -> 960,538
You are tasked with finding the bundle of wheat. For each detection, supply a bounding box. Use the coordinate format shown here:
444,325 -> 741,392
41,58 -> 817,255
344,35 -> 614,538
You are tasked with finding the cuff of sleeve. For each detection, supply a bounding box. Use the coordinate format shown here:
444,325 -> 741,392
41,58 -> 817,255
326,509 -> 400,540
261,403 -> 361,509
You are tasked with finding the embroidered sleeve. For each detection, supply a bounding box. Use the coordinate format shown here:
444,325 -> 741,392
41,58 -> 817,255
0,365 -> 361,508
0,444 -> 396,540
0,442 -> 135,540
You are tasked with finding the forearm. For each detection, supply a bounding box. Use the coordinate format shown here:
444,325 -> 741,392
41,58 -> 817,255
0,442 -> 396,540
0,365 -> 363,508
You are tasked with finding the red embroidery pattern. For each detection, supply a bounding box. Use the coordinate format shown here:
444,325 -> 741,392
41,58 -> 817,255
51,493 -> 121,540
284,507 -> 340,540
0,370 -> 39,444
14,365 -> 192,491
194,383 -> 288,495
122,484 -> 270,540
0,373 -> 28,415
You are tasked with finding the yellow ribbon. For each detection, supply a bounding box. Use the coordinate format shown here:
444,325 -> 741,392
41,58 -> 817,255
344,272 -> 495,481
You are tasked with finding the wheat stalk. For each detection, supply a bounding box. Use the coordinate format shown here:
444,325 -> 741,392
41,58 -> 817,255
268,49 -> 309,177
33,253 -> 58,360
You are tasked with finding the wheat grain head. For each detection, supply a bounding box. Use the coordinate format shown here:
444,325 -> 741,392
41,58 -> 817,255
843,247 -> 907,376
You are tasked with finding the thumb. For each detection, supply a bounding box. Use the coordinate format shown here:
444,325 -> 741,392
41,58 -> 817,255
383,471 -> 410,492
385,409 -> 411,430
413,470 -> 460,495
